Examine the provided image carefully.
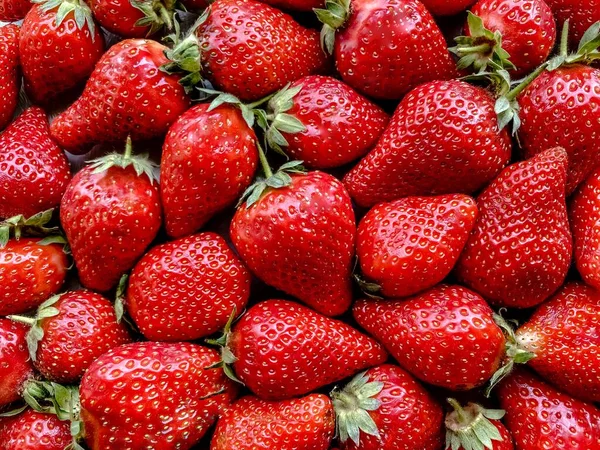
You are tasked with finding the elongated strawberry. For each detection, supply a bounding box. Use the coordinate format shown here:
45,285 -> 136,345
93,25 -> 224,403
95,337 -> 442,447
353,285 -> 506,391
420,0 -> 476,15
125,232 -> 251,341
0,319 -> 34,408
0,409 -> 71,450
356,194 -> 478,298
315,0 -> 457,100
161,102 -> 258,238
544,0 -> 600,44
50,39 -> 191,155
88,0 -> 176,37
333,365 -> 444,450
0,25 -> 19,131
344,80 -> 511,208
60,139 -> 162,292
455,148 -> 571,308
0,0 -> 31,20
210,299 -> 387,400
211,394 -> 334,449
0,108 -> 71,219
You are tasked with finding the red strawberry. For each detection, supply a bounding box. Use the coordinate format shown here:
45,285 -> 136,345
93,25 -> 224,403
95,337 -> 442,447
79,342 -> 238,449
211,394 -> 335,449
60,139 -> 162,292
161,103 -> 258,238
0,409 -> 71,450
0,25 -> 19,131
315,0 -> 457,100
420,0 -> 476,15
0,108 -> 71,219
0,319 -> 34,408
49,39 -> 191,155
455,148 -> 571,309
88,0 -> 176,37
343,80 -> 511,208
333,365 -> 444,450
356,194 -> 478,298
9,290 -> 132,383
261,75 -> 389,169
498,369 -> 600,449
0,0 -> 31,20
255,0 -> 322,10
544,0 -> 600,44
353,285 -> 506,390
210,299 -> 387,400
231,169 -> 356,316
125,232 -> 251,341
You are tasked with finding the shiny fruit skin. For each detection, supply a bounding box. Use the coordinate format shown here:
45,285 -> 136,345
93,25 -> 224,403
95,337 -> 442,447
0,409 -> 71,450
420,0 -> 476,15
0,0 -> 31,21
543,0 -> 600,44
0,319 -> 34,408
0,24 -> 20,131
88,0 -> 154,37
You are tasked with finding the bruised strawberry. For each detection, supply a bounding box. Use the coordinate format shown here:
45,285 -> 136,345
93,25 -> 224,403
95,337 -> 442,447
88,0 -> 176,37
0,409 -> 71,450
0,25 -> 19,131
0,319 -> 34,408
0,0 -> 31,20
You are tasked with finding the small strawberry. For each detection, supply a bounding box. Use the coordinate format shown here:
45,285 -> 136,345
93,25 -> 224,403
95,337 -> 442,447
211,394 -> 335,449
0,409 -> 71,450
353,285 -> 506,391
209,299 -> 387,400
544,0 -> 600,44
343,80 -> 511,208
161,102 -> 258,238
0,108 -> 71,219
356,194 -> 478,298
0,25 -> 19,131
0,319 -> 34,408
60,138 -> 162,292
88,0 -> 176,37
455,148 -> 571,309
9,290 -> 132,383
315,0 -> 457,100
0,0 -> 31,20
420,0 -> 476,15
124,232 -> 251,341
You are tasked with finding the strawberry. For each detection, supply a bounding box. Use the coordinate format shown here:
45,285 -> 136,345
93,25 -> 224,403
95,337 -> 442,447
498,369 -> 600,449
0,319 -> 34,408
332,365 -> 444,450
544,0 -> 600,44
211,394 -> 335,449
49,39 -> 191,155
356,194 -> 478,298
0,0 -> 31,20
256,0 -> 322,10
343,80 -> 511,208
79,342 -> 238,449
353,285 -> 506,391
209,299 -> 387,400
261,75 -> 389,169
9,290 -> 132,383
0,25 -> 19,131
0,108 -> 71,219
0,409 -> 71,450
455,148 -> 571,309
315,0 -> 457,100
124,232 -> 251,341
88,0 -> 176,37
420,0 -> 476,15
60,139 -> 162,292
161,103 -> 258,238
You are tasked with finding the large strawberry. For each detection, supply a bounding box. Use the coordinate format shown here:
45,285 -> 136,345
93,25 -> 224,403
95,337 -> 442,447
211,394 -> 334,449
343,80 -> 511,208
455,148 -> 571,309
0,319 -> 34,408
315,0 -> 457,100
0,409 -> 71,450
544,0 -> 600,44
353,285 -> 506,391
49,39 -> 191,155
209,299 -> 387,400
420,0 -> 476,15
161,103 -> 258,238
356,194 -> 478,298
0,0 -> 31,20
60,139 -> 162,292
0,25 -> 19,131
0,108 -> 71,219
124,232 -> 251,341
88,0 -> 176,37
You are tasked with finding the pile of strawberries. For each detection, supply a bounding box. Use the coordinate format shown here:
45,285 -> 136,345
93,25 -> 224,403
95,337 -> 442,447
1,0 -> 600,447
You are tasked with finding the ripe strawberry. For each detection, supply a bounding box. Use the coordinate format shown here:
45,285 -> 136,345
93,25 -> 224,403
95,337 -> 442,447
60,139 -> 162,292
0,108 -> 71,219
231,169 -> 356,316
455,148 -> 571,309
161,103 -> 258,238
420,0 -> 476,15
0,25 -> 19,131
333,365 -> 444,450
0,319 -> 34,408
356,194 -> 478,298
544,0 -> 600,44
0,409 -> 71,450
211,394 -> 335,449
0,0 -> 31,20
315,0 -> 457,100
50,39 -> 191,155
88,0 -> 176,37
255,0 -> 321,10
79,342 -> 238,449
9,290 -> 132,383
353,285 -> 506,390
498,369 -> 600,449
343,80 -> 511,208
210,299 -> 387,400
125,232 -> 251,341
261,75 -> 389,169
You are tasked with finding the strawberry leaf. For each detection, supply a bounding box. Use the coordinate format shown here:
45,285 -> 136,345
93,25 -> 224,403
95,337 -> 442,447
445,400 -> 507,450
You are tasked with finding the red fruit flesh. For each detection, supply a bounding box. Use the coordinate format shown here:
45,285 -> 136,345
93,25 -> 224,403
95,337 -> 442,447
0,409 -> 71,450
0,24 -> 19,131
0,0 -> 31,20
0,319 -> 34,408
420,0 -> 476,15
544,0 -> 600,45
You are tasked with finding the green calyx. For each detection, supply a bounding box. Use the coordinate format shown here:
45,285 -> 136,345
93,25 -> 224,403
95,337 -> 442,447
131,0 -> 177,36
445,399 -> 507,450
353,273 -> 383,299
331,371 -> 383,446
0,209 -> 65,248
314,0 -> 350,54
198,88 -> 259,129
32,0 -> 97,41
205,308 -> 243,385
547,20 -> 600,71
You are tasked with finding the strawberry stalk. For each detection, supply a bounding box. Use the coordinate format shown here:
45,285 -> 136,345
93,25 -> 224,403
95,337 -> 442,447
130,0 -> 176,35
445,399 -> 507,450
0,209 -> 63,247
314,0 -> 350,54
205,309 -> 244,384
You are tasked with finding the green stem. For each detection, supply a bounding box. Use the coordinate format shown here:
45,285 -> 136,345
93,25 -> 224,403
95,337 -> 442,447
256,142 -> 273,178
505,62 -> 548,101
123,136 -> 133,160
447,398 -> 467,423
459,43 -> 492,54
560,20 -> 570,57
156,2 -> 173,30
7,315 -> 36,326
246,92 -> 277,109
